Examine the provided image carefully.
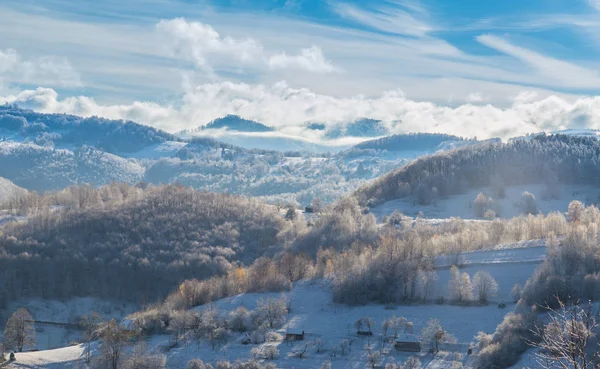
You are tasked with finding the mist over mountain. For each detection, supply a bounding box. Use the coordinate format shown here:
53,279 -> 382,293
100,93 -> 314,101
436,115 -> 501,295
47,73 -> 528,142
0,106 -> 473,205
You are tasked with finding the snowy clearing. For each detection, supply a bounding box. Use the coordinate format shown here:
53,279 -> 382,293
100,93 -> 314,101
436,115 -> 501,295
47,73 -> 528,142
371,184 -> 600,220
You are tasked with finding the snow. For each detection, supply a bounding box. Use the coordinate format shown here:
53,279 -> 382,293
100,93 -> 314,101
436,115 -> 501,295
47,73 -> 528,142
433,242 -> 546,302
176,281 -> 515,368
434,243 -> 547,268
123,141 -> 188,159
4,343 -> 89,369
371,184 -> 600,220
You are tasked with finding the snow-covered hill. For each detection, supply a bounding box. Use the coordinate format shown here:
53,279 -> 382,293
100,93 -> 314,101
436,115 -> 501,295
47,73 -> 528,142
0,177 -> 26,205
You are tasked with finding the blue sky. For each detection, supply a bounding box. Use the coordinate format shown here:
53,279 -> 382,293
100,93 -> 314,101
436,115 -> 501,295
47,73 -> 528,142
2,0 -> 600,139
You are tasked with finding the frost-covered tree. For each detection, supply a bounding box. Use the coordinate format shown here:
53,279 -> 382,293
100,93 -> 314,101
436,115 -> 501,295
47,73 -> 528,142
3,307 -> 35,352
520,191 -> 537,214
568,200 -> 585,223
472,271 -> 498,304
448,266 -> 472,303
420,319 -> 455,354
255,297 -> 288,328
404,356 -> 422,369
187,359 -> 213,369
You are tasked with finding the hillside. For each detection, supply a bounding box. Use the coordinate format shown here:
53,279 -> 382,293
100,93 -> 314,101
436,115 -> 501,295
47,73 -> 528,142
0,142 -> 144,191
356,134 -> 600,218
0,177 -> 26,205
0,185 -> 286,306
0,105 -> 177,154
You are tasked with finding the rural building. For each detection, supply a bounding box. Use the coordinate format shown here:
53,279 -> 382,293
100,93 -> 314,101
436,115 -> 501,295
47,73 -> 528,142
285,328 -> 305,341
394,334 -> 421,352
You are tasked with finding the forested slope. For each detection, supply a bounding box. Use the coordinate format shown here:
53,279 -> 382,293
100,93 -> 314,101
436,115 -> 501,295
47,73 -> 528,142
0,185 -> 286,307
355,134 -> 600,207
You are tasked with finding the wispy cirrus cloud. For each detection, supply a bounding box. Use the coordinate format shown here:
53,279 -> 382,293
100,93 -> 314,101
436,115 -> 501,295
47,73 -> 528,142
477,34 -> 600,89
330,1 -> 432,37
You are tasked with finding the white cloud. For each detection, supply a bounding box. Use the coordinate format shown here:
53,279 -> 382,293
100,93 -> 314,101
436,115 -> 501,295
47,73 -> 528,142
477,34 -> 600,89
156,18 -> 339,74
268,46 -> 339,73
466,92 -> 486,103
5,82 -> 600,142
156,18 -> 264,74
0,49 -> 82,88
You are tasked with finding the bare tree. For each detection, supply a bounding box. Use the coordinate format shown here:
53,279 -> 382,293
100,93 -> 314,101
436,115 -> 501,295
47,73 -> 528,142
314,338 -> 327,353
366,345 -> 382,369
531,300 -> 598,369
124,342 -> 166,369
404,356 -> 422,369
355,317 -> 375,334
78,311 -> 103,363
472,271 -> 498,304
3,307 -> 35,352
98,319 -> 129,369
256,297 -> 288,328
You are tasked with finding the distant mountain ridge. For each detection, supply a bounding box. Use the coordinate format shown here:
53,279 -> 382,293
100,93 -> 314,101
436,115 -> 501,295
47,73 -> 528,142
325,118 -> 389,139
353,133 -> 465,152
181,115 -> 275,134
0,104 -> 177,154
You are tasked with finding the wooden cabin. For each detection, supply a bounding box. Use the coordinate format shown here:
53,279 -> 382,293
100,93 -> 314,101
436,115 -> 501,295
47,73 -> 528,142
285,328 -> 305,341
394,334 -> 421,352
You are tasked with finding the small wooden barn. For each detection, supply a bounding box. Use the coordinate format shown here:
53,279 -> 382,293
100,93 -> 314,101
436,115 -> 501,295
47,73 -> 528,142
394,334 -> 421,352
285,328 -> 305,341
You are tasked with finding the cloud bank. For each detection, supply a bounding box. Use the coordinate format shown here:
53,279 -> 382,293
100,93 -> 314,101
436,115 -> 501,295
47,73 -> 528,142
3,82 -> 600,142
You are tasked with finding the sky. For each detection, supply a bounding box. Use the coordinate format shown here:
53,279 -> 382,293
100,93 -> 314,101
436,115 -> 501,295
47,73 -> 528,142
2,0 -> 600,140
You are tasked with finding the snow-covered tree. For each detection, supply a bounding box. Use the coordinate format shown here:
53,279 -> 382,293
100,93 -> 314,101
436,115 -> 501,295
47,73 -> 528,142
448,266 -> 473,303
472,271 -> 498,304
420,319 -> 455,354
568,200 -> 585,223
520,191 -> 537,214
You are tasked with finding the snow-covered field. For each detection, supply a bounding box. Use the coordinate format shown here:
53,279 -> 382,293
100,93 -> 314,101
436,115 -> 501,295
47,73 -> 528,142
0,243 -> 545,369
371,184 -> 600,220
433,242 -> 546,302
160,281 -> 511,369
4,344 -> 89,369
1,298 -> 137,352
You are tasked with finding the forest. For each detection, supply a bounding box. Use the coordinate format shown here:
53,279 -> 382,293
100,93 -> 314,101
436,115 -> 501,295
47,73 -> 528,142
0,184 -> 286,306
356,134 -> 600,207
